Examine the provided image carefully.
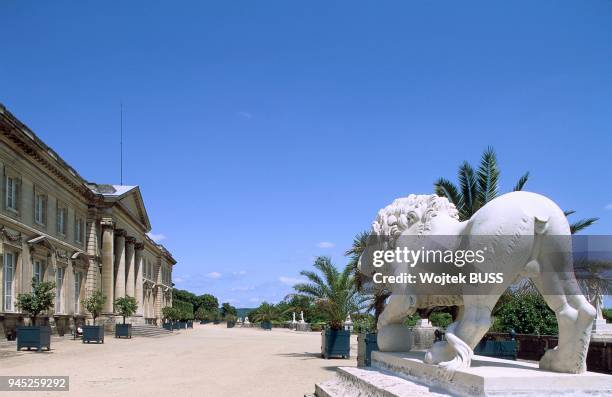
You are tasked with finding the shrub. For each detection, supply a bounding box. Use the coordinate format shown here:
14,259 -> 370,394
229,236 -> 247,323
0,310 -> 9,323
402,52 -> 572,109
114,296 -> 138,324
83,291 -> 107,325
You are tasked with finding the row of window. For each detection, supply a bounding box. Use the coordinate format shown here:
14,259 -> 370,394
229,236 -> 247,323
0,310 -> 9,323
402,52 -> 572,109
5,176 -> 85,245
3,251 -> 83,314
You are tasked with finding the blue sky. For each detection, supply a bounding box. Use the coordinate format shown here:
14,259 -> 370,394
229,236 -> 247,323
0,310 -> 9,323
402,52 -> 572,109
1,1 -> 611,308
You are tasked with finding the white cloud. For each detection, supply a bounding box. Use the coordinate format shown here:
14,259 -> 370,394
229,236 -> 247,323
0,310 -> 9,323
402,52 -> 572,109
317,241 -> 335,248
206,271 -> 222,279
605,203 -> 612,210
147,232 -> 166,242
232,270 -> 247,276
279,276 -> 305,286
237,111 -> 253,119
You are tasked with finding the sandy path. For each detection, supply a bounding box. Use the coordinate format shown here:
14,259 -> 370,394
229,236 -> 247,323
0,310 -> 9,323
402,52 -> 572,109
0,324 -> 356,396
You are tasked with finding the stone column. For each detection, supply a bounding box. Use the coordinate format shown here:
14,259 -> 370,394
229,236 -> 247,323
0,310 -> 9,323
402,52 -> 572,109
134,243 -> 144,315
125,237 -> 135,297
100,219 -> 115,313
114,230 -> 126,304
85,207 -> 100,298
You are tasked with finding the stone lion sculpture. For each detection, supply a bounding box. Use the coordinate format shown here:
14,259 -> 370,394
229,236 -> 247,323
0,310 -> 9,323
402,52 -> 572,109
358,191 -> 595,374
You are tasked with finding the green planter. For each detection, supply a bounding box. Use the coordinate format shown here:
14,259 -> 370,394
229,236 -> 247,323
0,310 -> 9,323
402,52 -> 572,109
474,340 -> 518,360
163,322 -> 173,331
178,321 -> 187,329
115,324 -> 132,339
213,320 -> 220,324
261,321 -> 272,330
357,332 -> 378,367
321,329 -> 350,359
82,325 -> 105,344
227,321 -> 235,328
187,321 -> 193,328
199,320 -> 209,325
16,326 -> 51,351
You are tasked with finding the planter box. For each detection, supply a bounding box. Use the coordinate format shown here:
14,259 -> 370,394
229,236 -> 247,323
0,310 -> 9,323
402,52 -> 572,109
178,321 -> 187,329
213,320 -> 220,324
17,326 -> 51,351
172,322 -> 180,330
82,325 -> 105,344
163,322 -> 173,331
200,320 -> 209,324
474,340 -> 517,360
357,332 -> 378,367
261,321 -> 272,330
227,321 -> 235,328
321,329 -> 350,359
187,321 -> 193,328
115,323 -> 132,339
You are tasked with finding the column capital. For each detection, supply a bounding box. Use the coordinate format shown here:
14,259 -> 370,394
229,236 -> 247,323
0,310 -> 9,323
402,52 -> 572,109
115,229 -> 127,238
100,218 -> 114,228
135,242 -> 145,251
126,236 -> 137,245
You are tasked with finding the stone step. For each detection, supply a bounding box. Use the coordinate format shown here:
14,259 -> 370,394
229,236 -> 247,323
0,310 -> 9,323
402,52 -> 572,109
131,324 -> 173,337
313,367 -> 448,397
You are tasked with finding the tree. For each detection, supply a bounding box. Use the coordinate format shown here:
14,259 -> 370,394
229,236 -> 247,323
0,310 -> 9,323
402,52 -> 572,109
197,294 -> 219,313
293,256 -> 363,330
434,146 -> 529,221
434,147 -> 598,231
346,231 -> 390,324
491,292 -> 558,335
251,302 -> 279,323
16,279 -> 55,325
162,306 -> 180,323
114,296 -> 138,324
220,302 -> 237,319
83,290 -> 106,326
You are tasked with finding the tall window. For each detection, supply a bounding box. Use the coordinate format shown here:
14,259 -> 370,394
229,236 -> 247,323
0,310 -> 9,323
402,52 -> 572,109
3,251 -> 15,311
33,259 -> 44,285
75,217 -> 84,244
6,176 -> 17,211
74,272 -> 82,314
55,267 -> 64,314
34,193 -> 47,225
57,206 -> 67,235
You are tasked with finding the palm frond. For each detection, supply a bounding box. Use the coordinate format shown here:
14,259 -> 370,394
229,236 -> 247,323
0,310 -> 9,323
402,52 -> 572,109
434,178 -> 461,207
476,146 -> 500,205
570,217 -> 599,234
513,172 -> 529,192
458,161 -> 477,220
564,209 -> 576,217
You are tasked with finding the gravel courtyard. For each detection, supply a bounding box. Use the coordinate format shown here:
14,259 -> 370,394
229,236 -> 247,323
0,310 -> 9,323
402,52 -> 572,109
0,324 -> 357,396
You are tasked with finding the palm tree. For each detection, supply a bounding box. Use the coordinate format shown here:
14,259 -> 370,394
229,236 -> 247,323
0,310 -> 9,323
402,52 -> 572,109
252,302 -> 279,323
345,231 -> 390,323
434,146 -> 529,221
293,256 -> 363,330
435,146 -> 598,232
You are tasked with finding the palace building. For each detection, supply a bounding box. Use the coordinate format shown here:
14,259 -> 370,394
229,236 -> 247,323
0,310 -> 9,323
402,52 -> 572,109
0,104 -> 175,339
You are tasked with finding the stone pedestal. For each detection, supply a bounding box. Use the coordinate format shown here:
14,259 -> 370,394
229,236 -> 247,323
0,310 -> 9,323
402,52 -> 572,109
296,323 -> 311,332
592,318 -> 612,335
312,351 -> 612,397
412,319 -> 436,350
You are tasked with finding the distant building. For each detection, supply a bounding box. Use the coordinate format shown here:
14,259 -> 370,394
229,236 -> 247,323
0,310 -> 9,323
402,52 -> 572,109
0,104 -> 175,339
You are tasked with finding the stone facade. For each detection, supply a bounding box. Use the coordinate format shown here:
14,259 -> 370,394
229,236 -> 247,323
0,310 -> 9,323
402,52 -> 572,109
0,104 -> 176,339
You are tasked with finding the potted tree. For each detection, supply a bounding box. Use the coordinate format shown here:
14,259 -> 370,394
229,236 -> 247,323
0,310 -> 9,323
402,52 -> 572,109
15,279 -> 55,351
82,290 -> 107,344
294,256 -> 361,359
162,306 -> 176,331
226,314 -> 237,328
253,302 -> 278,330
195,307 -> 208,324
114,296 -> 137,338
